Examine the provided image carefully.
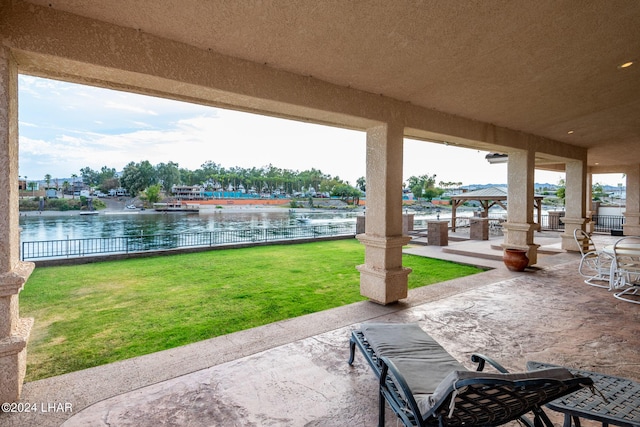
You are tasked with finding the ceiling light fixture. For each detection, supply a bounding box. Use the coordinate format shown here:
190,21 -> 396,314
485,153 -> 508,164
567,130 -> 574,134
617,60 -> 635,69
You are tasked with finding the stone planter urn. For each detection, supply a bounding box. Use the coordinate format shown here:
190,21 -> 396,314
503,248 -> 529,272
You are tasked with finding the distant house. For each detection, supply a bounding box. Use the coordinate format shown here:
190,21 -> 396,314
171,185 -> 205,200
108,188 -> 130,197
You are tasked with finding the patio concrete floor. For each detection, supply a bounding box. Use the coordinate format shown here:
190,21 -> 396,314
3,232 -> 639,426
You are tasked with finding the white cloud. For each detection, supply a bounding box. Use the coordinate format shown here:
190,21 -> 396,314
17,75 -> 626,187
104,101 -> 159,115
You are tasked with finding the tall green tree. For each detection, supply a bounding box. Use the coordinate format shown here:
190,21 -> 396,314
120,160 -> 157,196
156,162 -> 181,192
556,179 -> 566,206
80,167 -> 100,186
407,174 -> 438,200
141,184 -> 163,205
592,183 -> 606,201
331,183 -> 362,205
71,173 -> 78,198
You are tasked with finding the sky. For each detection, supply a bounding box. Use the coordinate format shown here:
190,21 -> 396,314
18,75 -> 626,188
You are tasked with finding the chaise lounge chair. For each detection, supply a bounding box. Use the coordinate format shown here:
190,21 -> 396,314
348,323 -> 594,427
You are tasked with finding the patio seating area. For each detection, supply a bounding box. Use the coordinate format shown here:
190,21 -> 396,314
3,233 -> 639,427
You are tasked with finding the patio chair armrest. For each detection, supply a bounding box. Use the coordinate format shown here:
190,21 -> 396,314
471,353 -> 510,373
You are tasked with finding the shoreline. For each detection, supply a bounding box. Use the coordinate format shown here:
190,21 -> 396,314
19,205 -> 367,217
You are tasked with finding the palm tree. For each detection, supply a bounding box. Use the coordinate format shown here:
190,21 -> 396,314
71,174 -> 78,199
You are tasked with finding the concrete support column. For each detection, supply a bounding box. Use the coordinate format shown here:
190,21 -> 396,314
585,173 -> 594,234
0,46 -> 35,402
502,149 -> 539,265
561,160 -> 588,251
623,164 -> 640,236
356,122 -> 411,304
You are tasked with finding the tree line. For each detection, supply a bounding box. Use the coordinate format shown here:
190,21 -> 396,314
42,161 -> 461,203
72,161 -> 365,204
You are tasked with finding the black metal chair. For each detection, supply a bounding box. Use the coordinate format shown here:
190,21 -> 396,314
349,323 -> 594,427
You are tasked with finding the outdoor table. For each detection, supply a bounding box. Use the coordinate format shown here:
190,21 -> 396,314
527,361 -> 640,427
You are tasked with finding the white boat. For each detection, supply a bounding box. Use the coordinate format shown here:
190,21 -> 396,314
125,205 -> 137,210
153,202 -> 200,213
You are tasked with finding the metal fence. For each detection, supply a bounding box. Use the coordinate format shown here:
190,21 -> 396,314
21,223 -> 357,261
537,214 -> 624,233
590,215 -> 625,233
414,214 -> 625,234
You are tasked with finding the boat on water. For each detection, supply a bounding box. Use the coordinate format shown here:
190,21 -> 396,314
153,202 -> 200,213
79,211 -> 99,216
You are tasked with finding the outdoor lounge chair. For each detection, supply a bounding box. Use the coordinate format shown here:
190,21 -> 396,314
573,229 -> 613,288
348,323 -> 594,427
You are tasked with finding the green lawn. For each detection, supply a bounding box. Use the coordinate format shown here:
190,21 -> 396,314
20,239 -> 484,381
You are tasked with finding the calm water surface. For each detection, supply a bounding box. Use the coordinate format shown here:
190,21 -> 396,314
19,210 -> 360,242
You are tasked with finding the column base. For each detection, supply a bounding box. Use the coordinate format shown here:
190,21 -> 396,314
502,222 -> 540,265
356,233 -> 412,304
0,261 -> 35,402
560,217 -> 588,251
0,317 -> 33,402
356,264 -> 412,305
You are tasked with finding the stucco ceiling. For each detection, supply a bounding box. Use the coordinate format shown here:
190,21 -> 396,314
23,0 -> 640,170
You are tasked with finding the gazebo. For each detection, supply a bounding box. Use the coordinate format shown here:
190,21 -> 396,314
450,187 -> 543,232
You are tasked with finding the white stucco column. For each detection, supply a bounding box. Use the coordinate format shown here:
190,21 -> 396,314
0,46 -> 35,402
561,160 -> 588,250
502,149 -> 539,264
585,173 -> 594,234
356,122 -> 411,304
623,164 -> 640,236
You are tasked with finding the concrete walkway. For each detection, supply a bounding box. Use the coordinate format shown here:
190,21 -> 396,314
3,233 -> 638,426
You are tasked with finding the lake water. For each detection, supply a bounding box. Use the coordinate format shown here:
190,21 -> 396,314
19,210 -> 362,242
18,207 -> 486,243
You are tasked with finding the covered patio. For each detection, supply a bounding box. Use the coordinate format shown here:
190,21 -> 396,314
2,0 -> 640,411
4,233 -> 639,427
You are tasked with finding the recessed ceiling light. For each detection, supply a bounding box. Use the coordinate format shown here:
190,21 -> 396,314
618,60 -> 635,69
567,130 -> 574,134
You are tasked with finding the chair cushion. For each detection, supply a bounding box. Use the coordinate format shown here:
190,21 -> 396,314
360,323 -> 466,395
415,367 -> 576,417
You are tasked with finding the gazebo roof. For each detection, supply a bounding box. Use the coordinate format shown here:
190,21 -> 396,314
449,186 -> 544,231
452,186 -> 543,201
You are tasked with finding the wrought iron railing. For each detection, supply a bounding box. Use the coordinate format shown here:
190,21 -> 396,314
590,215 -> 625,233
21,223 -> 357,261
537,214 -> 624,232
413,214 -> 625,234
